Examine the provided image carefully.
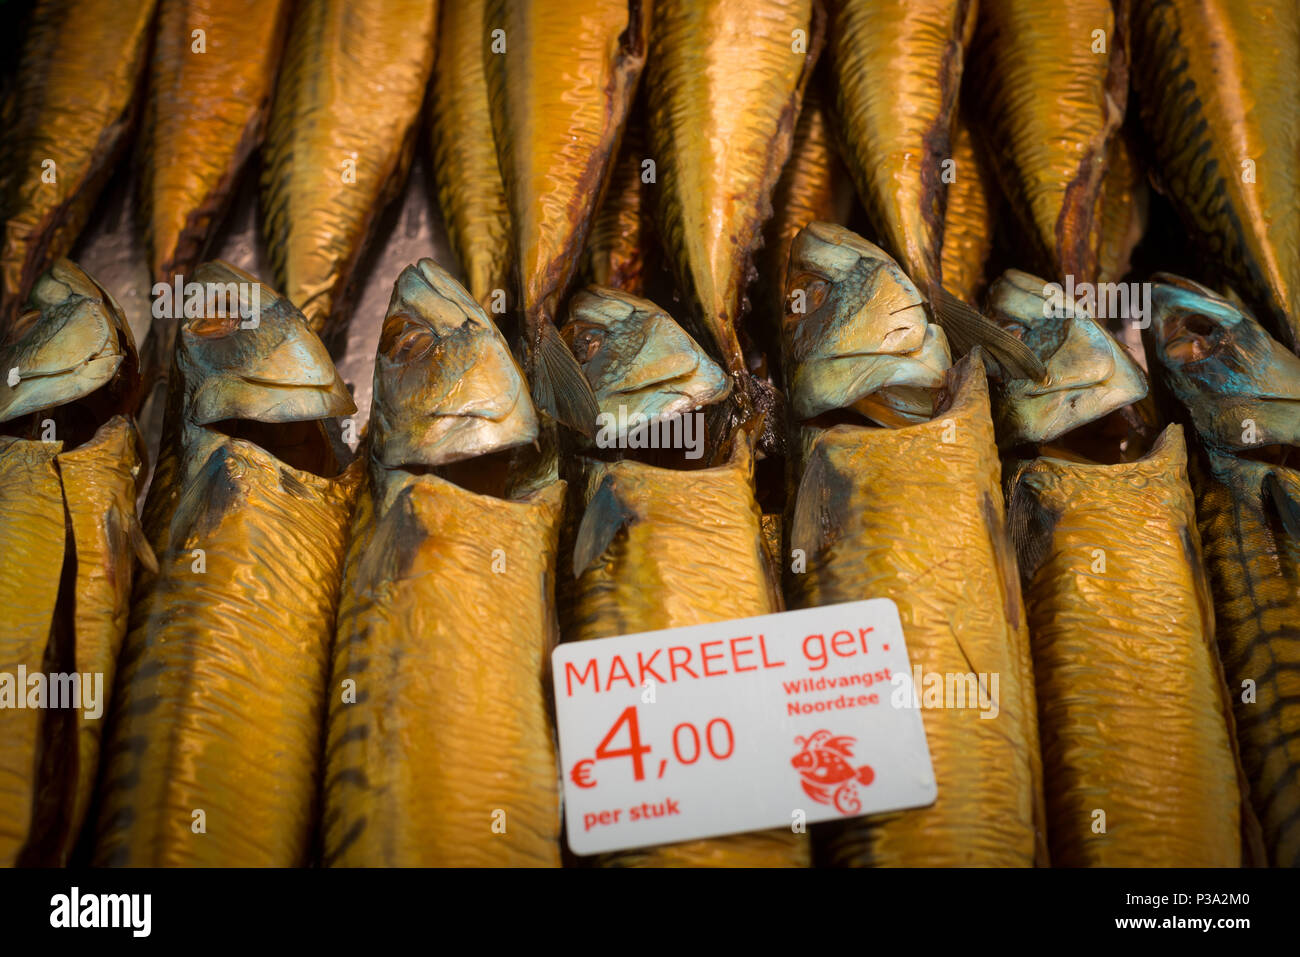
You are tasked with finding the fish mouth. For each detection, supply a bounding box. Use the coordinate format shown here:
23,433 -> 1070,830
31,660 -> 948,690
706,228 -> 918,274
785,224 -> 952,425
0,260 -> 138,445
371,259 -> 538,470
563,287 -> 730,428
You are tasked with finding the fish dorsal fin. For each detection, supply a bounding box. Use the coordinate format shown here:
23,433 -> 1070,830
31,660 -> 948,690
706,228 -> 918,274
535,321 -> 599,437
1263,470 -> 1300,541
573,473 -> 636,578
933,286 -> 1047,382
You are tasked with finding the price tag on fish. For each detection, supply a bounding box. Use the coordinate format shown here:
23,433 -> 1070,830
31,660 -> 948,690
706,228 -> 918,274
553,598 -> 937,856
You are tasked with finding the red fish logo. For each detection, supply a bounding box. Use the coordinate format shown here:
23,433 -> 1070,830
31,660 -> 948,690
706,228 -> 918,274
791,730 -> 875,815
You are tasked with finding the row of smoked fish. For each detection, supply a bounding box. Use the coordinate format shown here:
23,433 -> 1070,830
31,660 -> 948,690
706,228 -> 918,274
1,0 -> 1297,868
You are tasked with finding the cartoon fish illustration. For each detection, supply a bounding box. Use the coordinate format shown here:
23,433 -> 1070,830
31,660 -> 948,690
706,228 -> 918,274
791,731 -> 875,816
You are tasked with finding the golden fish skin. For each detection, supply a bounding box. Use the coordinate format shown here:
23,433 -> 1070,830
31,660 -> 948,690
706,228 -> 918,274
1007,426 -> 1245,866
582,111 -> 650,297
646,0 -> 817,384
828,0 -> 973,291
261,0 -> 437,339
325,474 -> 565,867
939,116 -> 999,304
429,0 -> 511,310
485,0 -> 648,432
141,0 -> 290,288
1193,452 -> 1300,866
788,358 -> 1046,866
569,437 -> 808,867
1131,0 -> 1300,351
1095,132 -> 1148,284
0,260 -> 146,866
0,0 -> 157,324
971,0 -> 1125,285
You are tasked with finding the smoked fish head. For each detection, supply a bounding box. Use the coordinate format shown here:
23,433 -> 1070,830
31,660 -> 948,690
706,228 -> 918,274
782,222 -> 951,426
0,259 -> 139,426
562,285 -> 730,426
175,260 -> 354,430
1145,276 -> 1300,455
371,258 -> 538,470
986,268 -> 1147,448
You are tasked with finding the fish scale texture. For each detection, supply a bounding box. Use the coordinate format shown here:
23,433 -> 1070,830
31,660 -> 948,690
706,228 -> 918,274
142,0 -> 290,285
93,437 -> 360,866
939,117 -> 996,303
1194,451 -> 1300,867
971,0 -> 1122,285
261,0 -> 436,337
1130,0 -> 1300,351
429,0 -> 511,310
789,361 -> 1045,866
323,472 -> 565,867
646,0 -> 812,378
571,440 -> 809,867
830,0 -> 971,290
0,439 -> 65,865
1010,425 -> 1242,866
0,0 -> 156,321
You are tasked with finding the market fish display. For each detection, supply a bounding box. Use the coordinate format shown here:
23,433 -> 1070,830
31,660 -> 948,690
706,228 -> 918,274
141,0 -> 290,287
827,0 -> 973,292
781,223 -> 1045,866
645,0 -> 818,396
429,0 -> 510,311
988,270 -> 1245,866
1131,0 -> 1300,352
1145,276 -> 1300,867
563,290 -> 807,867
970,0 -> 1126,285
261,0 -> 436,342
0,0 -> 157,325
324,260 -> 563,867
485,0 -> 649,434
94,263 -> 359,866
0,261 -> 148,866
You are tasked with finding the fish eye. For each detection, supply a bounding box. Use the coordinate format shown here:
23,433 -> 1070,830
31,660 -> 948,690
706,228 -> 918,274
796,275 -> 831,314
379,312 -> 436,362
185,311 -> 241,339
1165,311 -> 1219,363
565,325 -> 606,364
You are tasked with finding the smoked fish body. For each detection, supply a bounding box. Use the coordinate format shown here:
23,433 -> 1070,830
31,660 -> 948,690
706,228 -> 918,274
429,0 -> 511,310
828,0 -> 973,291
788,358 -> 1045,866
569,438 -> 809,867
645,0 -> 816,384
939,116 -> 998,304
324,473 -> 564,867
1007,426 -> 1244,866
141,0 -> 290,287
1131,0 -> 1300,350
582,112 -> 650,297
970,0 -> 1125,284
0,0 -> 157,324
261,0 -> 437,339
1193,452 -> 1300,866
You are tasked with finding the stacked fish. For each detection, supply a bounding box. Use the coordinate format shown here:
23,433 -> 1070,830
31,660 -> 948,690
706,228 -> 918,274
0,0 -> 1297,868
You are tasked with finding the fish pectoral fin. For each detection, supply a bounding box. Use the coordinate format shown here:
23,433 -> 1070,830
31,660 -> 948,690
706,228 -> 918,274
790,449 -> 836,561
1006,475 -> 1058,587
1263,470 -> 1300,541
572,475 -> 636,578
933,286 -> 1047,383
535,322 -> 599,438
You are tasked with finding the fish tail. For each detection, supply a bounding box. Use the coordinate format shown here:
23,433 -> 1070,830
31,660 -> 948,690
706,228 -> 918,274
534,319 -> 599,437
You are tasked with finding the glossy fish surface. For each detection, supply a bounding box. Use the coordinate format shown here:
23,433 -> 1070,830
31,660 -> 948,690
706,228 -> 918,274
0,0 -> 157,324
0,261 -> 146,866
324,260 -> 562,867
93,263 -> 359,867
261,0 -> 437,341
